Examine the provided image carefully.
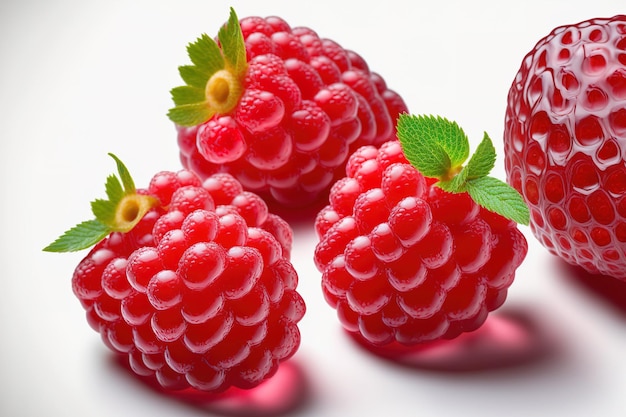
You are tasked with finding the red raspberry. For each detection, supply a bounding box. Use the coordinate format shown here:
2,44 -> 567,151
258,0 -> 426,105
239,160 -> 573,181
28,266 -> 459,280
44,154 -> 305,392
169,8 -> 408,207
504,15 -> 626,280
314,116 -> 528,346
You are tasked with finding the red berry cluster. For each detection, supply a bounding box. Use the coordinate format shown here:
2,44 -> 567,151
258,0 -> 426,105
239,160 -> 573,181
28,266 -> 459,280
73,170 -> 305,391
175,14 -> 408,207
314,141 -> 528,345
504,15 -> 626,280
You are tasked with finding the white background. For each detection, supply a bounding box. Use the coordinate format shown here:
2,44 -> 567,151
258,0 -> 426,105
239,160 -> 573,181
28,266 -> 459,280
1,0 -> 625,416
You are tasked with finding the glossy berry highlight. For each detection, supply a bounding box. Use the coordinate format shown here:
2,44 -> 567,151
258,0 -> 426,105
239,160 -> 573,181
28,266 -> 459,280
45,155 -> 305,392
170,8 -> 408,207
504,15 -> 626,280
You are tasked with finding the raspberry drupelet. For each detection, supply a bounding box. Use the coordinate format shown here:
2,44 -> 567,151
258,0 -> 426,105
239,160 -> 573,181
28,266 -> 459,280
169,8 -> 408,208
45,155 -> 305,392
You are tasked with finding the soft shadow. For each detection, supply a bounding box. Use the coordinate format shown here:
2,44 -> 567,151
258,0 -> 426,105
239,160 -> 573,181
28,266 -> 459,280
347,307 -> 560,373
112,355 -> 312,417
553,259 -> 626,318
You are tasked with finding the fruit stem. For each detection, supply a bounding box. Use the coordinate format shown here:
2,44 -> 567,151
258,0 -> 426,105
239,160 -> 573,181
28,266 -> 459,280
205,69 -> 243,115
440,165 -> 463,182
113,193 -> 159,233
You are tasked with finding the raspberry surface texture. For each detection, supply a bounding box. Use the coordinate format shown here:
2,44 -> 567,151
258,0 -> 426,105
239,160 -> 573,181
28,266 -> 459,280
45,156 -> 305,392
504,15 -> 626,280
314,132 -> 528,346
170,9 -> 408,207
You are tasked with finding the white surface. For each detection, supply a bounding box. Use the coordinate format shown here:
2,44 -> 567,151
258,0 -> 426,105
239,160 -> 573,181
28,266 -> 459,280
1,0 -> 625,416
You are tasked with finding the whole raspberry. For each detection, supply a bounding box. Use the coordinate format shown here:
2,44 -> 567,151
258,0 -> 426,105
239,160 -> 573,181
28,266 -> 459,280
504,15 -> 626,280
169,8 -> 408,207
44,154 -> 305,392
314,115 -> 528,346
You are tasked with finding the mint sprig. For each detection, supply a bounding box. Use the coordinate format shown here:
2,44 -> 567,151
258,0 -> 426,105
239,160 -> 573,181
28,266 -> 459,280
43,154 -> 159,253
397,114 -> 530,225
168,7 -> 248,127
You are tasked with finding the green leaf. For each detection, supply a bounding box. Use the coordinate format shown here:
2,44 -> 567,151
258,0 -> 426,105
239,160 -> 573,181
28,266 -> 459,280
466,131 -> 496,179
170,85 -> 207,106
108,153 -> 135,193
465,176 -> 530,225
397,114 -> 471,179
397,114 -> 452,178
167,102 -> 214,127
104,174 -> 124,203
43,220 -> 111,252
187,33 -> 225,75
91,198 -> 116,225
219,7 -> 247,76
436,116 -> 470,167
178,65 -> 210,89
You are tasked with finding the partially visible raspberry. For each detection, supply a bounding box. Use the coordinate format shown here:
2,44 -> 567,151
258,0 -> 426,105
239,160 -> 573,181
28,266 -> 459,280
170,8 -> 408,207
315,116 -> 528,346
504,15 -> 626,280
45,155 -> 305,392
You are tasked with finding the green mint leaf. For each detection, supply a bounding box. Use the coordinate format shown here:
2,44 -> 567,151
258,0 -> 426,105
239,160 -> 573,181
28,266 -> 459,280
219,7 -> 247,76
108,153 -> 135,193
466,131 -> 496,179
91,198 -> 116,226
186,33 -> 224,75
465,176 -> 530,225
170,85 -> 207,107
167,103 -> 214,127
104,174 -> 124,203
435,116 -> 470,167
397,114 -> 452,177
178,65 -> 210,89
397,114 -> 470,179
43,220 -> 111,252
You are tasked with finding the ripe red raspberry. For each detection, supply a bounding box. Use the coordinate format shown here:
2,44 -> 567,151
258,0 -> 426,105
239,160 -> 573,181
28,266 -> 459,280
314,115 -> 528,346
44,154 -> 305,392
169,8 -> 408,207
504,15 -> 626,280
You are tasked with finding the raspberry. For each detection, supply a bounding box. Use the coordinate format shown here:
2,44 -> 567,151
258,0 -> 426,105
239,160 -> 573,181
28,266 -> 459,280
503,15 -> 626,280
44,154 -> 305,392
169,8 -> 408,207
314,116 -> 528,346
